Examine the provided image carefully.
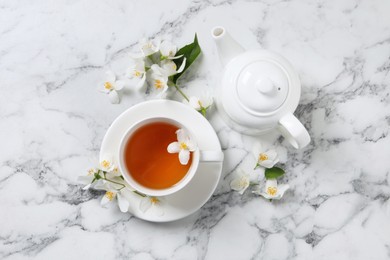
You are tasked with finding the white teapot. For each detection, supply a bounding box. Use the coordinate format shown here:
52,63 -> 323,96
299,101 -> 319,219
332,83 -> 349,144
211,26 -> 310,149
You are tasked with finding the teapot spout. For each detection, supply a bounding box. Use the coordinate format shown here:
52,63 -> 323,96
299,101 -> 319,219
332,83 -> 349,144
212,26 -> 245,67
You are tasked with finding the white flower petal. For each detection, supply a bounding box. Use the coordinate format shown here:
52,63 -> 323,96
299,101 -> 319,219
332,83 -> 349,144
82,183 -> 91,190
186,140 -> 197,151
134,59 -> 145,73
176,129 -> 188,142
105,71 -> 116,82
117,193 -> 130,213
276,184 -> 289,198
100,85 -> 111,94
179,150 -> 190,165
168,54 -> 183,60
114,80 -> 125,91
107,167 -> 121,178
139,196 -> 152,213
200,93 -> 213,108
127,58 -> 145,79
120,188 -> 135,198
167,142 -> 180,153
91,180 -> 107,190
260,159 -> 277,169
100,195 -> 110,206
155,205 -> 165,216
252,141 -> 263,159
160,60 -> 177,76
176,57 -> 186,73
136,74 -> 147,91
126,67 -> 135,78
257,191 -> 273,199
189,96 -> 201,110
101,191 -> 116,206
266,149 -> 278,161
160,40 -> 177,57
147,67 -> 169,97
100,155 -> 115,171
150,64 -> 164,75
230,178 -> 242,191
140,38 -> 160,56
265,179 -> 278,188
108,90 -> 120,104
230,178 -> 249,194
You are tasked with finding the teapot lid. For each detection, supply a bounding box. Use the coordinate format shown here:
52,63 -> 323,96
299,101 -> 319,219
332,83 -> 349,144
219,49 -> 301,130
236,59 -> 289,114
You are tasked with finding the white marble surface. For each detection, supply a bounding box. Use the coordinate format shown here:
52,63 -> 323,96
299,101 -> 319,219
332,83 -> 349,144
1,0 -> 390,259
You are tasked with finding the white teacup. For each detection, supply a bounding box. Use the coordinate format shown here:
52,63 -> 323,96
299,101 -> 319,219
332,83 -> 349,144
118,117 -> 224,197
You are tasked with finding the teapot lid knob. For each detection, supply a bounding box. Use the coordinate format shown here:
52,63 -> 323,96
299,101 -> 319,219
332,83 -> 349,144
236,60 -> 289,114
256,78 -> 276,95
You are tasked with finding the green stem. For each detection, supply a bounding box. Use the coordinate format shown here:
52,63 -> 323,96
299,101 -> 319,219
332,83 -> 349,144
96,170 -> 147,198
200,108 -> 207,117
102,178 -> 126,189
133,190 -> 147,197
174,84 -> 189,102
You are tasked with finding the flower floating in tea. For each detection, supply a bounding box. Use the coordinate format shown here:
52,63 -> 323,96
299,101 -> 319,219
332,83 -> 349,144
167,128 -> 197,165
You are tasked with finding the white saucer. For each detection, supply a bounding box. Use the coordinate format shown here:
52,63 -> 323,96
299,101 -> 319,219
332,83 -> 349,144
100,100 -> 223,222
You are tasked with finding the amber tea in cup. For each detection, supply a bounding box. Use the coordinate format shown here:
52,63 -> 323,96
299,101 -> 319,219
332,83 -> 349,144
123,121 -> 193,189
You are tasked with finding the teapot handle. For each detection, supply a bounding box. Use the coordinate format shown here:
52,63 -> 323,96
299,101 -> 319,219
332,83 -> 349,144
278,113 -> 310,149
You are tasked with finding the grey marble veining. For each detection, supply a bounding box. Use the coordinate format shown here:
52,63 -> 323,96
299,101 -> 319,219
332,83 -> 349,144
1,0 -> 390,259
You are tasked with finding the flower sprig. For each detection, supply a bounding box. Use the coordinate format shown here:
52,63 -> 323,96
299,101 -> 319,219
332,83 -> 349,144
79,155 -> 164,214
230,142 -> 289,201
100,34 -> 213,117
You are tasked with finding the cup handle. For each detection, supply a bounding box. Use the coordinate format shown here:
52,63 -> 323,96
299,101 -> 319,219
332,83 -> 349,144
278,113 -> 311,149
200,150 -> 224,162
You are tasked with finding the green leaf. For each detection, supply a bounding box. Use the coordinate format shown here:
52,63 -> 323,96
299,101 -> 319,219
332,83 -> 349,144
94,172 -> 102,180
264,167 -> 285,180
173,34 -> 202,84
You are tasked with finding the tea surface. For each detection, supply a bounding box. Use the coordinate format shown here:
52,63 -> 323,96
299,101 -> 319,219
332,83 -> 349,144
124,122 -> 192,189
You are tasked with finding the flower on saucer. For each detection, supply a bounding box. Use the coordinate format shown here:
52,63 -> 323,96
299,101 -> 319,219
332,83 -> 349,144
140,38 -> 160,56
99,154 -> 116,172
101,187 -> 134,213
252,142 -> 279,169
167,129 -> 197,165
100,71 -> 125,104
160,40 -> 182,59
139,196 -> 164,216
253,179 -> 289,200
230,169 -> 250,194
146,64 -> 169,98
126,56 -> 146,90
185,92 -> 213,116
